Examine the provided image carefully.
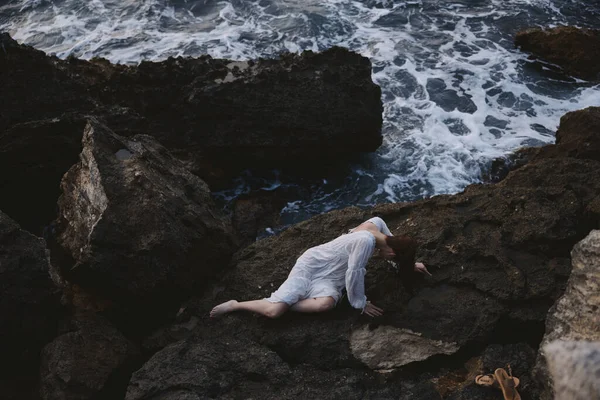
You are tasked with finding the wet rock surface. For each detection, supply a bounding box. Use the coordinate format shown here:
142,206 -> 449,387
53,119 -> 237,330
515,26 -> 600,81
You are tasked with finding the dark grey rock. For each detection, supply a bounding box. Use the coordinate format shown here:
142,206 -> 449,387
0,33 -> 383,190
40,314 -> 138,400
0,210 -> 62,375
54,119 -> 238,328
515,26 -> 600,81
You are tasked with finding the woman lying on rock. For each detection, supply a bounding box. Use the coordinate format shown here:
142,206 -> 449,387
210,217 -> 431,319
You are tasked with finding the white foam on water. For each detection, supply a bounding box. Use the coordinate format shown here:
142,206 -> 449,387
1,0 -> 599,220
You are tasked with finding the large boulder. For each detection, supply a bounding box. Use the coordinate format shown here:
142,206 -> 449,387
543,340 -> 600,400
53,119 -> 237,329
92,47 -> 383,181
0,33 -> 382,190
40,313 -> 139,400
125,336 -> 291,400
515,26 -> 600,81
0,210 -> 62,377
533,230 -> 600,399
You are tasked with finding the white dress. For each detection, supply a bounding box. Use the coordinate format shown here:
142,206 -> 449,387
265,217 -> 392,310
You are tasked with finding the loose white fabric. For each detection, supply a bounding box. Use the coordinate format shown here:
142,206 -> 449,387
265,217 -> 391,309
365,216 -> 392,236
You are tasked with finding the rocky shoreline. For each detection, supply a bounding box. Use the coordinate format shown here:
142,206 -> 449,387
1,26 -> 599,400
0,32 -> 382,234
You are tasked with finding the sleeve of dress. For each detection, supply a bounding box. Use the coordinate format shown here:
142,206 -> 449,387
367,217 -> 393,236
345,233 -> 376,310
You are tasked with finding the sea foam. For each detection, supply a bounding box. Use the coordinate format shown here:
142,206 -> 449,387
1,0 -> 598,225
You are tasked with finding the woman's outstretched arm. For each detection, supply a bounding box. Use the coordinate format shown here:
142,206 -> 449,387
345,234 -> 383,317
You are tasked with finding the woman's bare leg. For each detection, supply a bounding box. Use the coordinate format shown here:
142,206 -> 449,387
210,299 -> 289,318
290,296 -> 335,313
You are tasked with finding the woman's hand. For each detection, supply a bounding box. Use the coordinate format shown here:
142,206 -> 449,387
414,262 -> 432,276
362,301 -> 383,317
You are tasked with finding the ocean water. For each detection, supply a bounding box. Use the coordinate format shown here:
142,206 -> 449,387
1,0 -> 599,231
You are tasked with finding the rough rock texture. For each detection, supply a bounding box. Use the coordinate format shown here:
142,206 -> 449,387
126,336 -> 291,400
129,106 -> 600,399
54,119 -> 237,328
126,333 -> 440,400
533,230 -> 600,400
515,26 -> 600,81
485,107 -> 600,184
0,32 -> 382,193
40,314 -> 138,400
0,34 -> 95,129
350,325 -> 460,370
0,115 -> 86,234
141,316 -> 200,354
536,106 -> 600,161
0,211 -> 62,384
113,48 -> 383,181
544,340 -> 600,400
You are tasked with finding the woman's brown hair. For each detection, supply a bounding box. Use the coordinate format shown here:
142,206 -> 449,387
385,235 -> 418,273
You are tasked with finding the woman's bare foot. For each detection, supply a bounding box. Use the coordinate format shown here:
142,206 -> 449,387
210,300 -> 238,318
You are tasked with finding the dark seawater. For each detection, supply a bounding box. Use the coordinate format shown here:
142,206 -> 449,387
1,0 -> 599,232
